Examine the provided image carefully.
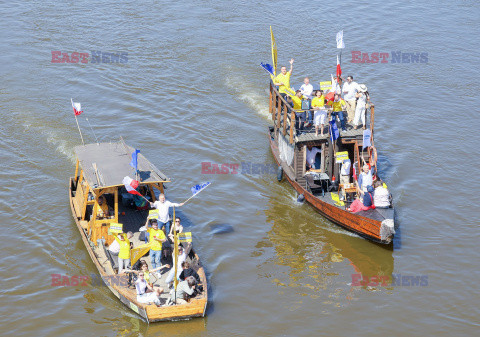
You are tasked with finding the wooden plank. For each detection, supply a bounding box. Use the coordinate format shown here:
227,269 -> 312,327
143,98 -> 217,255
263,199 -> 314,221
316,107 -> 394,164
289,110 -> 295,144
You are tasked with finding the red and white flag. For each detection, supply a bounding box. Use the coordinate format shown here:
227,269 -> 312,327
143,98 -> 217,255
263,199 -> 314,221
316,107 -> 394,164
71,98 -> 83,116
336,55 -> 342,79
353,161 -> 358,181
122,176 -> 142,196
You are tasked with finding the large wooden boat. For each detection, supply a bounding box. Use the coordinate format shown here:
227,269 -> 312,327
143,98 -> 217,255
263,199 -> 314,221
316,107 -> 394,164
266,82 -> 395,244
69,140 -> 208,322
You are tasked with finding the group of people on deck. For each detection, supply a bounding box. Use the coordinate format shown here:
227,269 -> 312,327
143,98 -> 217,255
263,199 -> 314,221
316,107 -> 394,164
106,192 -> 202,307
273,59 -> 370,136
305,144 -> 391,212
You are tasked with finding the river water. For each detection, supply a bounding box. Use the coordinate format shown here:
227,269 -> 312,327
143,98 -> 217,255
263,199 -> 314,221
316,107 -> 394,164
1,0 -> 479,336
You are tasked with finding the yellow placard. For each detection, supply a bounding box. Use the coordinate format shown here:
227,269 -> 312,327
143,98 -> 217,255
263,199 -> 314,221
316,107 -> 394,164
178,232 -> 192,243
108,223 -> 123,234
147,210 -> 159,219
331,193 -> 345,207
335,151 -> 349,163
320,81 -> 332,91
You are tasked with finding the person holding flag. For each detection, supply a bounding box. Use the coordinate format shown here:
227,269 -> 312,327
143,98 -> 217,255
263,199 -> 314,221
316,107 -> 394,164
149,194 -> 184,236
273,58 -> 294,98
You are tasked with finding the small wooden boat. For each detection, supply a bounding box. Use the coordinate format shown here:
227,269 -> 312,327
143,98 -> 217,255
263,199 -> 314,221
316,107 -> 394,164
266,82 -> 395,244
69,140 -> 208,322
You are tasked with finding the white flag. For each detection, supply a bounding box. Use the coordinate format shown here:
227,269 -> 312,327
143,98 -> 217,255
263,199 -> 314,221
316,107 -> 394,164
336,30 -> 345,49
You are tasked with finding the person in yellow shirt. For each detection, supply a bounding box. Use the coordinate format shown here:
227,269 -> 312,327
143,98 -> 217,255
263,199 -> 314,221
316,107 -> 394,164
273,58 -> 294,98
312,90 -> 327,136
114,232 -> 131,274
327,93 -> 347,131
288,90 -> 306,134
147,220 -> 166,271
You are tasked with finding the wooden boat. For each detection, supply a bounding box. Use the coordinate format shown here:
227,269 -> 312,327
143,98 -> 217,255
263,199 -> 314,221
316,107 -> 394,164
266,82 -> 395,244
68,140 -> 208,322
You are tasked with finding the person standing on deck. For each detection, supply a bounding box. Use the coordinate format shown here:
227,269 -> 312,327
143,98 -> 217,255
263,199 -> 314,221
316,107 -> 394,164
354,84 -> 370,130
306,145 -> 322,170
147,221 -> 167,271
327,93 -> 347,131
273,59 -> 294,99
311,90 -> 327,136
289,90 -> 306,134
300,77 -> 314,125
342,76 -> 359,124
149,193 -> 184,235
114,232 -> 133,274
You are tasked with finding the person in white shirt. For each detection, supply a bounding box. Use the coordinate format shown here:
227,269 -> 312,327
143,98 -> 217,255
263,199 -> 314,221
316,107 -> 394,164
165,245 -> 187,287
149,194 -> 184,235
340,159 -> 351,185
342,76 -> 359,123
373,180 -> 391,208
300,77 -> 314,125
354,84 -> 370,130
306,145 -> 322,170
135,272 -> 163,306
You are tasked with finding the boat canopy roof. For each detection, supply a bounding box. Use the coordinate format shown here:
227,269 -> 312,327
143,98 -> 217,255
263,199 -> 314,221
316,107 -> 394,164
74,142 -> 169,189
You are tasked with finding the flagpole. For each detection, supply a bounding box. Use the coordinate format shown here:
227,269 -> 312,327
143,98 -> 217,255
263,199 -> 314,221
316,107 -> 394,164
173,206 -> 178,305
181,182 -> 212,204
71,98 -> 85,146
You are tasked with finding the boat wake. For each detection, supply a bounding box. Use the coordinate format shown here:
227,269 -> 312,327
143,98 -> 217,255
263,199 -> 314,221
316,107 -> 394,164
224,68 -> 270,117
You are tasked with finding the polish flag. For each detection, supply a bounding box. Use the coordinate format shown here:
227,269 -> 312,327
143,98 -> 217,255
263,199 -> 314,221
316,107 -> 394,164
122,176 -> 142,196
71,98 -> 83,116
336,55 -> 342,79
353,161 -> 358,181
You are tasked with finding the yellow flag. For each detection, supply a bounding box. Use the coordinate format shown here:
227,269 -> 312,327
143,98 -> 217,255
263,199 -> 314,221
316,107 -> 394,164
130,242 -> 152,265
270,26 -> 277,78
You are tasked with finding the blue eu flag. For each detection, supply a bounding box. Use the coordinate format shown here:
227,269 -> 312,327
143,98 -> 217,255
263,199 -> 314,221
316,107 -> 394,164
130,149 -> 140,171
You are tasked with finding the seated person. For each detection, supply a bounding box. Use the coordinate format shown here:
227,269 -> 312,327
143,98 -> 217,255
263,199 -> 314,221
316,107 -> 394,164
97,195 -> 113,219
161,240 -> 173,270
127,259 -> 170,286
165,245 -> 187,288
168,217 -> 184,242
373,180 -> 391,208
306,145 -> 321,170
347,185 -> 376,213
179,261 -> 200,284
167,276 -> 197,305
135,271 -> 163,306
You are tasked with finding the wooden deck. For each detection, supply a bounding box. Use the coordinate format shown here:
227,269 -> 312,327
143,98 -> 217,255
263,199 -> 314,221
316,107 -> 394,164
295,124 -> 364,143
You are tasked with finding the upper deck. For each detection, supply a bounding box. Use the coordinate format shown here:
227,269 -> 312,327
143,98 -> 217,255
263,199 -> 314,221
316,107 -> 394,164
74,141 -> 169,189
267,81 -> 375,146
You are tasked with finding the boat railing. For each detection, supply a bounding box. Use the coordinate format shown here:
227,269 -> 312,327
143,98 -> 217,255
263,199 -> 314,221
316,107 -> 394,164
268,80 -> 375,143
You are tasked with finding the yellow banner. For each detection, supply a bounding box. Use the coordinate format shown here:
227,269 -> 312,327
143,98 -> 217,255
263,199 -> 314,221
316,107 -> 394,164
178,232 -> 192,243
331,192 -> 345,207
108,223 -> 123,235
270,26 -> 277,77
284,86 -> 296,97
131,242 -> 152,265
335,151 -> 349,163
320,81 -> 332,91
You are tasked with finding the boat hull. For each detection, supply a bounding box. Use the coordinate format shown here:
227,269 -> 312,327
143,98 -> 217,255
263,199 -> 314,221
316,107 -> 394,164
68,177 -> 208,322
268,131 -> 393,244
